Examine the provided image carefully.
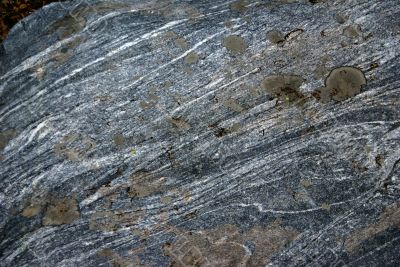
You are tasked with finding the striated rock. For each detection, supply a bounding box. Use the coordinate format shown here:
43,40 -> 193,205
1,0 -> 400,266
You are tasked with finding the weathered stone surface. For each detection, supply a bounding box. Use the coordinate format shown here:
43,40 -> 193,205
1,0 -> 400,266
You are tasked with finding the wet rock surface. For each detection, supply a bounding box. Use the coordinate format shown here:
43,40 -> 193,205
1,0 -> 400,266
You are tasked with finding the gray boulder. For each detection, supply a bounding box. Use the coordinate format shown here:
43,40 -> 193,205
1,0 -> 400,266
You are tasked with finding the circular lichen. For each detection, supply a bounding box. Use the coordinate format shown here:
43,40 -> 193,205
313,66 -> 366,102
223,35 -> 248,54
343,24 -> 362,39
230,0 -> 248,12
184,51 -> 199,64
335,13 -> 347,24
266,30 -> 285,46
325,66 -> 366,101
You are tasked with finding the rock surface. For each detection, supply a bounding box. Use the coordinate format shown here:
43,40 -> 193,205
1,0 -> 400,266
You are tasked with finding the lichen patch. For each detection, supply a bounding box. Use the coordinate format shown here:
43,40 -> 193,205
314,65 -> 328,80
163,31 -> 188,50
128,171 -> 165,198
184,51 -> 199,64
163,221 -> 298,266
22,196 -> 46,218
113,134 -> 124,149
139,101 -> 155,110
42,197 -> 80,226
345,203 -> 400,253
53,133 -> 95,161
261,75 -> 305,104
48,15 -> 86,40
34,66 -> 46,81
168,117 -> 190,130
230,0 -> 248,12
22,203 -> 42,218
223,35 -> 248,54
175,37 -> 188,49
343,24 -> 362,39
209,122 -> 240,138
313,66 -> 366,102
300,179 -> 312,188
266,30 -> 285,46
335,13 -> 347,24
223,98 -> 244,112
52,51 -> 71,65
89,210 -> 144,232
0,129 -> 16,152
98,249 -> 132,267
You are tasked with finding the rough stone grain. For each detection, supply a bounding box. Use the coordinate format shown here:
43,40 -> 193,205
1,0 -> 400,266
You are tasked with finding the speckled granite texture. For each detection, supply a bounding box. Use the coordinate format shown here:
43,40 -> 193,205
1,0 -> 400,266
